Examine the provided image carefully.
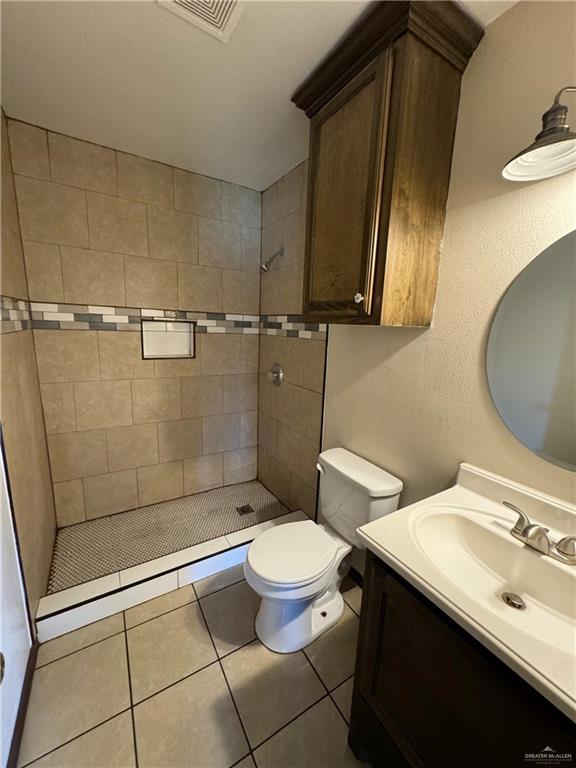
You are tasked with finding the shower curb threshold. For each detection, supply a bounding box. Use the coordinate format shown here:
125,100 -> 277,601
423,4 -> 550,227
35,510 -> 307,642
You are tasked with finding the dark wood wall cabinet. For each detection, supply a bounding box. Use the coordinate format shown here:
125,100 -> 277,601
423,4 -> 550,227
350,551 -> 576,768
292,1 -> 484,325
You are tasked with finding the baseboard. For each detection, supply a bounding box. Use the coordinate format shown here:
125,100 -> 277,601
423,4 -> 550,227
7,640 -> 38,768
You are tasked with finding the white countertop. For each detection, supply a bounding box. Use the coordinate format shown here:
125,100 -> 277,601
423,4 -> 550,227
356,464 -> 576,723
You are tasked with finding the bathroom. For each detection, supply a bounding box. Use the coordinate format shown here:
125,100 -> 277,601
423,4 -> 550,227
1,0 -> 574,766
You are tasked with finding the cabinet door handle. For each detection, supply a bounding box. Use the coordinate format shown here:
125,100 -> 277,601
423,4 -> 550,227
354,293 -> 365,304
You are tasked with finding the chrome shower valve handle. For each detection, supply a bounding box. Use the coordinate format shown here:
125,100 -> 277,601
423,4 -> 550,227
267,364 -> 283,386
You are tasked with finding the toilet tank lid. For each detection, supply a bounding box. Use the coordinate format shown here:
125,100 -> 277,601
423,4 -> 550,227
318,448 -> 403,497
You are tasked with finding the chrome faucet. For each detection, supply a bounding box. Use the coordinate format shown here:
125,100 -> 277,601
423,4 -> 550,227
503,501 -> 576,565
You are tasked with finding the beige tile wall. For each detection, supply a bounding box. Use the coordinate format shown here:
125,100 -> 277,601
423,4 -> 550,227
36,329 -> 258,525
1,112 -> 56,615
258,161 -> 327,519
1,331 -> 57,611
7,118 -> 262,526
2,114 -> 29,299
260,162 -> 307,315
8,119 -> 261,312
7,116 -> 326,528
258,335 -> 325,519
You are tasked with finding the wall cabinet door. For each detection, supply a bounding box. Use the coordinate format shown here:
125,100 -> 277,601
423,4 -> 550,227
294,2 -> 484,326
304,53 -> 392,323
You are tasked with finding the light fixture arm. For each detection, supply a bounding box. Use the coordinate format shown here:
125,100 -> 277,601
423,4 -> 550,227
536,85 -> 576,141
553,86 -> 576,105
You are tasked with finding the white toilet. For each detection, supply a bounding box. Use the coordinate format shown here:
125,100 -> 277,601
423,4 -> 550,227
244,448 -> 403,653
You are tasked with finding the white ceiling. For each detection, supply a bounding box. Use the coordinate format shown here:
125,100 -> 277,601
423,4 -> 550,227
462,0 -> 517,26
1,0 -> 515,191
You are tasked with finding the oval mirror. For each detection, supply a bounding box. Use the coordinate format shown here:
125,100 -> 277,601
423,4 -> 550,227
487,230 -> 576,470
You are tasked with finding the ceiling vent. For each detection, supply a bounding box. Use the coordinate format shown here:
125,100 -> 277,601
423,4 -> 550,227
157,0 -> 244,43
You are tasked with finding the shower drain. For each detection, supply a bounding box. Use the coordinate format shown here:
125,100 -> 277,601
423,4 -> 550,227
236,504 -> 255,516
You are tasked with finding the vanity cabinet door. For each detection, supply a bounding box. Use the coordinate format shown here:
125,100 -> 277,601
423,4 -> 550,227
350,553 -> 576,768
303,52 -> 393,324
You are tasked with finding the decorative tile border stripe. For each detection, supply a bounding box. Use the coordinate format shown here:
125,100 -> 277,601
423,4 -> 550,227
260,314 -> 327,341
0,295 -> 31,333
29,302 -> 260,334
260,327 -> 327,340
0,299 -> 327,340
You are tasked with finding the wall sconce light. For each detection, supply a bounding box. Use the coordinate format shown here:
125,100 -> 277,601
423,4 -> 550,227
502,86 -> 576,181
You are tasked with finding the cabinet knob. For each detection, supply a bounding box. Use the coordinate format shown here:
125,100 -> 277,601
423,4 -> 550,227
354,293 -> 365,304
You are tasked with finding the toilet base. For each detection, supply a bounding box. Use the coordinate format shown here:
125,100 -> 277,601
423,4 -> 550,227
254,585 -> 345,653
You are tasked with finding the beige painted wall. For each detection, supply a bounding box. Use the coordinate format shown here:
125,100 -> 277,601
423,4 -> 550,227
323,1 -> 576,507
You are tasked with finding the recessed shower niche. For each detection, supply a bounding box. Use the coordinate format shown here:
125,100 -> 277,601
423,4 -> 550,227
141,319 -> 196,359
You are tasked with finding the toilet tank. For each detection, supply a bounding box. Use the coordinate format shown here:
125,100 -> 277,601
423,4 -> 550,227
317,448 -> 403,548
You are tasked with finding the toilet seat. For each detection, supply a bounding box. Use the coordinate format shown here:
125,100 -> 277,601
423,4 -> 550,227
244,519 -> 352,652
246,520 -> 339,587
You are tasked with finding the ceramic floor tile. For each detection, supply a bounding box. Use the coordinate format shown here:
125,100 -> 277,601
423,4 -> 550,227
200,580 -> 260,656
36,613 -> 124,667
304,604 -> 359,690
253,697 -> 361,768
221,640 -> 325,748
193,563 -> 245,598
25,711 -> 136,768
233,757 -> 257,768
134,662 -> 249,768
126,601 -> 216,702
37,572 -> 181,644
342,585 -> 362,617
331,677 -> 354,723
124,585 -> 195,628
17,634 -> 130,767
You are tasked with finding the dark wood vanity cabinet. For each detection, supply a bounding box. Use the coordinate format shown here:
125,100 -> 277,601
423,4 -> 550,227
292,2 -> 484,325
350,552 -> 576,768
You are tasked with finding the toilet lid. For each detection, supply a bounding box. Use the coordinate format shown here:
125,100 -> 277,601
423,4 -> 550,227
247,521 -> 339,586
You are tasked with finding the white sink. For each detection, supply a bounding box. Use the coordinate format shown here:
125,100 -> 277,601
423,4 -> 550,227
357,464 -> 576,722
411,504 -> 574,654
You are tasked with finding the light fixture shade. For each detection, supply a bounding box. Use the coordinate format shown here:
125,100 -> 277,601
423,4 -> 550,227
502,132 -> 576,181
502,86 -> 576,181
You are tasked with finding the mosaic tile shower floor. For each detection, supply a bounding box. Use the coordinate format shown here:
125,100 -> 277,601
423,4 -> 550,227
48,481 -> 289,593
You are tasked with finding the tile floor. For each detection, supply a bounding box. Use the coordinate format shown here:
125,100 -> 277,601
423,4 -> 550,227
19,567 -> 365,768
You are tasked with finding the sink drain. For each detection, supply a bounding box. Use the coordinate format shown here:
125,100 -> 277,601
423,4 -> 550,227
502,592 -> 526,610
